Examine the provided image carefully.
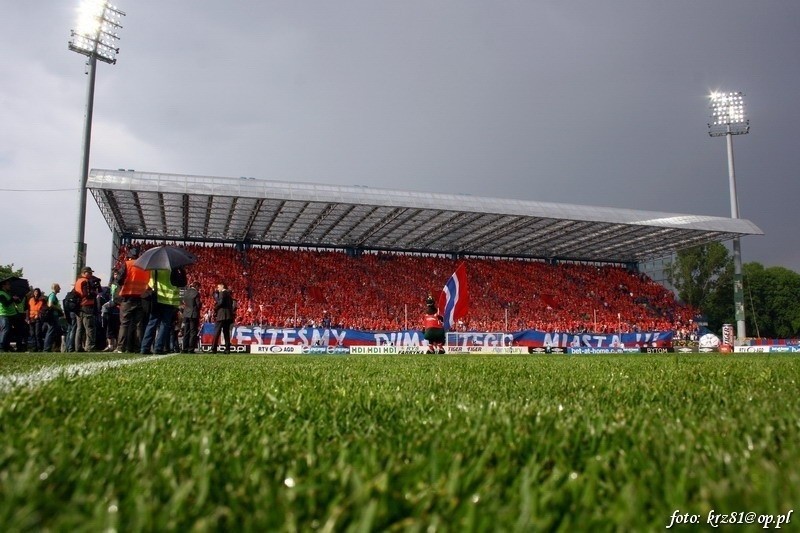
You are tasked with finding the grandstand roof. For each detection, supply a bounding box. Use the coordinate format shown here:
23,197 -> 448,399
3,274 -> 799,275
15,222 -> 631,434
89,169 -> 762,264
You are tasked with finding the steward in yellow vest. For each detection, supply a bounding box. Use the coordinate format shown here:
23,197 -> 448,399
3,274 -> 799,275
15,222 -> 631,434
0,279 -> 18,352
140,267 -> 186,355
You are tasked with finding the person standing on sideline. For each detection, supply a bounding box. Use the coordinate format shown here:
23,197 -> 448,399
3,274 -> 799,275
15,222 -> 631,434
27,288 -> 46,352
11,288 -> 29,353
115,247 -> 149,353
0,278 -> 19,352
74,267 -> 99,352
101,297 -> 120,352
42,283 -> 63,352
140,267 -> 186,355
211,282 -> 234,354
181,281 -> 202,353
62,287 -> 80,352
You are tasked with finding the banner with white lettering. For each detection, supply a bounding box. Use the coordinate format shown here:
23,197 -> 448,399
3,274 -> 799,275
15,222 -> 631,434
200,324 -> 674,348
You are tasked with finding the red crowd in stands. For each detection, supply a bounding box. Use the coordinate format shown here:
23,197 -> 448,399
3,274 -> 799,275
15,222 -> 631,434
116,243 -> 698,335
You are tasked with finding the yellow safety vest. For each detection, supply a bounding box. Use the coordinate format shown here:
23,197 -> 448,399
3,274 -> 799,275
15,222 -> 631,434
0,290 -> 15,317
149,270 -> 181,307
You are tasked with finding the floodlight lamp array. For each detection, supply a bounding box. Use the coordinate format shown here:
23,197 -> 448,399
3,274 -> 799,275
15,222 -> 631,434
68,1 -> 125,64
708,91 -> 749,136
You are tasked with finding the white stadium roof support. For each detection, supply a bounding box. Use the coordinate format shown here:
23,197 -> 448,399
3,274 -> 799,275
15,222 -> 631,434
89,169 -> 762,264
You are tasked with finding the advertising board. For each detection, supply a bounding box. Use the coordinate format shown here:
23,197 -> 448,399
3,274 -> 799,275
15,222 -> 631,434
733,346 -> 773,353
250,344 -> 305,354
349,346 -> 398,355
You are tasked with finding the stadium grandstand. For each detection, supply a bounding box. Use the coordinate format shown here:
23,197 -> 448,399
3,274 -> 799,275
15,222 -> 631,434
88,169 -> 763,349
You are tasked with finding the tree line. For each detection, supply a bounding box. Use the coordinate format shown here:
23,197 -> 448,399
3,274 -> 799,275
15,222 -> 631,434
666,243 -> 800,338
0,264 -> 23,280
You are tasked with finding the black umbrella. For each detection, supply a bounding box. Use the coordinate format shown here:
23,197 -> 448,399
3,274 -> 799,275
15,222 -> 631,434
0,276 -> 30,298
134,246 -> 197,270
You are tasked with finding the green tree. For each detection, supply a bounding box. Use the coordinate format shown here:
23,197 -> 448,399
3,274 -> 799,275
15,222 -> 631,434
743,263 -> 800,338
704,271 -> 734,333
0,264 -> 23,279
668,246 -> 800,338
744,263 -> 770,337
666,243 -> 733,331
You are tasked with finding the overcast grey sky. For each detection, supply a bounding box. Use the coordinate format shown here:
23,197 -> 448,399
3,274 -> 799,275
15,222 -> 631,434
2,1 -> 799,292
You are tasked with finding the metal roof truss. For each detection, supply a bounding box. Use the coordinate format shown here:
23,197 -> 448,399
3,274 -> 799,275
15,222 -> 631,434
89,170 -> 763,264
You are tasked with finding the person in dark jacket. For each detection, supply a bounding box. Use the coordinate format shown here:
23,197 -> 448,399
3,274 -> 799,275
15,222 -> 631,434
181,281 -> 202,353
211,282 -> 234,354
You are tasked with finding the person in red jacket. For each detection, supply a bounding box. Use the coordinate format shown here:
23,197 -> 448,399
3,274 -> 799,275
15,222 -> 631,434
116,247 -> 150,353
423,294 -> 445,354
74,267 -> 100,352
27,288 -> 46,352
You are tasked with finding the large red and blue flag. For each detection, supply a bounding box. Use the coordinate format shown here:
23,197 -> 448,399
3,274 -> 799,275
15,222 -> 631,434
438,262 -> 469,331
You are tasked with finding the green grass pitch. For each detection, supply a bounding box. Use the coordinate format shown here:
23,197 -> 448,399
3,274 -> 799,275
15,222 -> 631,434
1,354 -> 798,531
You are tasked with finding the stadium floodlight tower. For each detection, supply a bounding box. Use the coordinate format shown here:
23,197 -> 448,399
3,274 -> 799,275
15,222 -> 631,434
68,0 -> 125,279
708,91 -> 749,343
